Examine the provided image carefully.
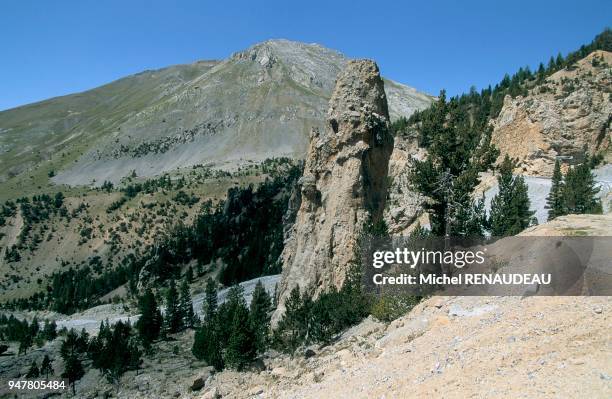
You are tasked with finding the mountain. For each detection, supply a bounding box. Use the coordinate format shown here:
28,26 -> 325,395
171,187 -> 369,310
0,39 -> 432,188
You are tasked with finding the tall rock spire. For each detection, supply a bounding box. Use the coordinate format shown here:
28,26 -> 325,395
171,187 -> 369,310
274,60 -> 394,321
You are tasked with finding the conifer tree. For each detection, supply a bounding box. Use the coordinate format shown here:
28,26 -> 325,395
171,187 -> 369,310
275,286 -> 306,352
127,339 -> 143,375
546,159 -> 565,220
453,195 -> 487,237
562,155 -> 602,215
26,360 -> 40,378
537,62 -> 546,82
489,155 -> 534,236
179,278 -> 196,329
136,288 -> 162,346
60,328 -> 88,361
90,320 -> 136,389
185,266 -> 194,283
192,278 -> 223,370
249,281 -> 272,354
547,56 -> 556,72
410,90 -> 498,236
202,277 -> 218,323
18,334 -> 32,355
216,285 -> 246,347
164,280 -> 182,334
62,355 -> 84,395
273,283 -> 279,308
41,355 -> 53,379
29,317 -> 40,338
224,292 -> 255,370
42,320 -> 57,341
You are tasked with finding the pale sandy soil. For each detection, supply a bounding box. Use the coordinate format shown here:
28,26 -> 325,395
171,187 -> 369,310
200,295 -> 610,399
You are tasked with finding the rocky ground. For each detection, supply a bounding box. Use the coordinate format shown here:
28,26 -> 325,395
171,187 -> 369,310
202,295 -> 609,399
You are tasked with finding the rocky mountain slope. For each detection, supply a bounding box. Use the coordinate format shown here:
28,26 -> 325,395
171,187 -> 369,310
491,50 -> 611,177
0,40 -> 432,190
383,50 -> 612,236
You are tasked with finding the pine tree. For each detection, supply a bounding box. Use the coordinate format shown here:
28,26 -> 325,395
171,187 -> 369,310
275,286 -> 306,352
91,320 -> 134,389
555,52 -> 564,69
202,277 -> 217,323
489,155 -> 534,236
249,280 -> 272,354
547,56 -> 556,72
192,325 -> 223,370
127,339 -> 143,375
192,278 -> 223,370
562,155 -> 602,215
224,294 -> 255,370
452,195 -> 487,237
179,278 -> 196,329
29,317 -> 40,338
26,360 -> 40,378
546,159 -> 565,220
60,328 -> 88,362
537,62 -> 546,82
164,280 -> 182,334
136,288 -> 162,346
42,320 -> 57,341
216,285 -> 246,347
18,334 -> 32,355
185,266 -> 194,283
410,90 -> 498,236
62,355 -> 84,395
40,355 -> 53,379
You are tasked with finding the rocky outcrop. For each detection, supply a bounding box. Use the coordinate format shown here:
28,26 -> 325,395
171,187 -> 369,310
491,51 -> 611,176
383,134 -> 427,235
275,60 -> 394,319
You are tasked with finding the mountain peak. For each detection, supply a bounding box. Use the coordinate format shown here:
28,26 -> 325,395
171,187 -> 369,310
0,41 -> 432,187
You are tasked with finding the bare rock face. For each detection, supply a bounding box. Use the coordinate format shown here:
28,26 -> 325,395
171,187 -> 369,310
274,60 -> 394,319
491,51 -> 611,176
383,134 -> 427,235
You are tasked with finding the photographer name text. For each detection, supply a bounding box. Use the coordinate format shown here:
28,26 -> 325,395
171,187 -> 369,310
372,273 -> 551,286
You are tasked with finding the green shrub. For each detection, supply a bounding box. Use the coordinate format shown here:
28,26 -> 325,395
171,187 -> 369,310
370,294 -> 420,323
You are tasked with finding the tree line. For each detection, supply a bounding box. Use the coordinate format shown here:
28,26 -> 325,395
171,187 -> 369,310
397,28 -> 612,147
0,314 -> 57,355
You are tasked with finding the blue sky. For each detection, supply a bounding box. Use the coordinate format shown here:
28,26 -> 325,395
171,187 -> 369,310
1,0 -> 610,111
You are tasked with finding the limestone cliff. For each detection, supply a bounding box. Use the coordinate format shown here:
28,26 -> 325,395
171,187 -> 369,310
275,60 -> 394,318
491,50 -> 611,176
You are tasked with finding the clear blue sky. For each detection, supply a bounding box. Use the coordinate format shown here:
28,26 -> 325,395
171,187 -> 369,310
1,0 -> 610,111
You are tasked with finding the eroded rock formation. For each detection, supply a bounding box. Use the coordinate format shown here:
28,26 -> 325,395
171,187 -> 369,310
491,51 -> 611,176
275,60 -> 394,318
